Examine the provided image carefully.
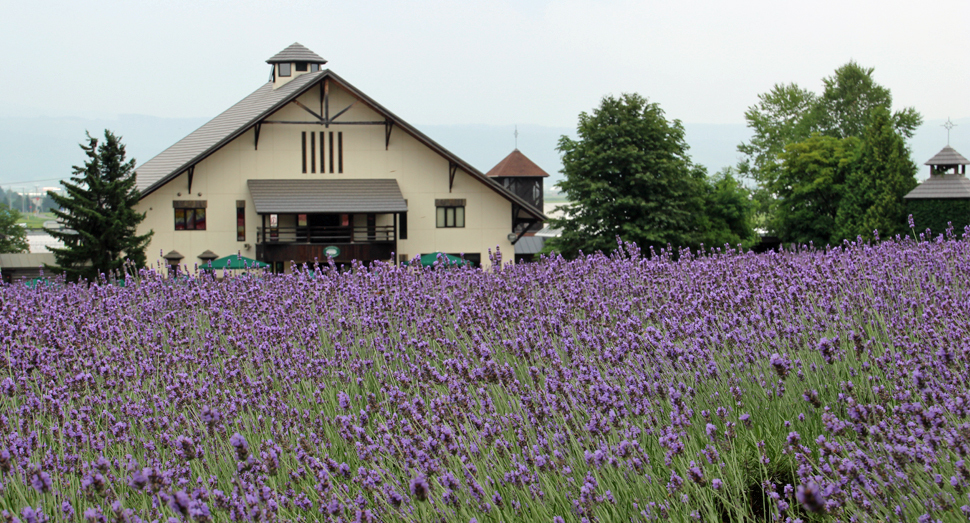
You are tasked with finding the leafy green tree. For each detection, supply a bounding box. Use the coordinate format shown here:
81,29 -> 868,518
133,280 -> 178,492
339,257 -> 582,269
546,93 -> 706,257
738,63 -> 921,236
45,130 -> 152,281
773,134 -> 860,246
737,83 -> 817,187
696,168 -> 756,249
0,204 -> 29,253
835,107 -> 918,241
813,61 -> 922,140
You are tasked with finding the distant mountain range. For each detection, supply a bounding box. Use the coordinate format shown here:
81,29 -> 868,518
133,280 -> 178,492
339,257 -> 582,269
0,114 -> 965,192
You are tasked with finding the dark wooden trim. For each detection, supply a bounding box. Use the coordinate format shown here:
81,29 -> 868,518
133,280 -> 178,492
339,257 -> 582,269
262,120 -> 386,125
329,132 -> 334,173
310,131 -> 316,173
187,166 -> 195,193
301,132 -> 307,173
236,200 -> 245,208
173,200 -> 207,209
338,132 -> 343,173
254,123 -> 261,150
435,198 -> 466,207
448,162 -> 458,193
385,121 -> 393,150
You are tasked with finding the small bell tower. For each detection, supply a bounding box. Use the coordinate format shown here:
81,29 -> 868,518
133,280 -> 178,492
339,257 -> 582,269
266,43 -> 327,89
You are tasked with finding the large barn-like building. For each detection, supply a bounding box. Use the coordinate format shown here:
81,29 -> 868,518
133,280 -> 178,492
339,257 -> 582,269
135,43 -> 546,271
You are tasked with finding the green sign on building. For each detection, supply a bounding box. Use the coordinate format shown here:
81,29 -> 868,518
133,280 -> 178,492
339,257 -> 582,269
323,246 -> 341,258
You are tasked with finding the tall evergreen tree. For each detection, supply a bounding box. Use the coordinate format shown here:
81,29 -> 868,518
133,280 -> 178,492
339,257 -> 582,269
45,131 -> 152,281
834,107 -> 918,241
0,203 -> 29,254
546,93 -> 706,258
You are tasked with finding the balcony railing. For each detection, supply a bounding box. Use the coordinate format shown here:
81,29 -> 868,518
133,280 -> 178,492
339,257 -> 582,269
257,225 -> 396,244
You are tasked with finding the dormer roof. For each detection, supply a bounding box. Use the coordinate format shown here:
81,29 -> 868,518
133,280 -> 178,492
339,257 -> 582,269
485,149 -> 550,178
266,43 -> 327,64
925,145 -> 970,166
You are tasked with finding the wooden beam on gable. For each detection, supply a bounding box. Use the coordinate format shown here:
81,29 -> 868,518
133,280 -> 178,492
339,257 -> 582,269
187,165 -> 195,193
449,162 -> 458,193
329,98 -> 359,122
385,121 -> 393,150
254,123 -> 261,150
291,99 -> 325,122
324,79 -> 330,128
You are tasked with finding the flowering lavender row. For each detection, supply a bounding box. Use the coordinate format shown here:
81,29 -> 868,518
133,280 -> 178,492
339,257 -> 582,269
2,234 -> 970,522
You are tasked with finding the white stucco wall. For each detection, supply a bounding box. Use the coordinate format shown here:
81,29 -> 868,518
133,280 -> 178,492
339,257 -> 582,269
135,79 -> 516,272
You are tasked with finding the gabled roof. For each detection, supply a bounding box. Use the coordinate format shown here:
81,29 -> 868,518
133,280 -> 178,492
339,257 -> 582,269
135,70 -> 546,221
135,70 -> 325,194
266,43 -> 327,64
925,145 -> 970,166
904,173 -> 970,200
248,179 -> 408,213
486,149 -> 550,178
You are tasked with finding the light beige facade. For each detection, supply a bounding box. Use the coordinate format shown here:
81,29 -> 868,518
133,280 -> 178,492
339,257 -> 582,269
135,45 -> 544,272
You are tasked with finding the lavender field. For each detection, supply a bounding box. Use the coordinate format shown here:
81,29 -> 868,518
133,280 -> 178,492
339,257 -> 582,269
2,235 -> 970,522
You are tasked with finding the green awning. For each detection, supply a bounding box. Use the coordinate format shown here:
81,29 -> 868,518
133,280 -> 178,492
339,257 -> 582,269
418,252 -> 473,267
200,255 -> 269,270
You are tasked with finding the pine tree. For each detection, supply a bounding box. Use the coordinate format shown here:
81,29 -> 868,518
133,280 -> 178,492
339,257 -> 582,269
45,131 -> 152,281
834,107 -> 918,241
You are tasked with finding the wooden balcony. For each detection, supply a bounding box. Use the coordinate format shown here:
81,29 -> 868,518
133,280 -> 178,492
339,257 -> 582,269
256,225 -> 396,264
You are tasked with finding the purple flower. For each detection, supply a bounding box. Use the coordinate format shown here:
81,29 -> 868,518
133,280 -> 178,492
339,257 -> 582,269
410,475 -> 430,501
229,433 -> 249,460
796,482 -> 826,513
769,353 -> 790,379
712,478 -> 722,490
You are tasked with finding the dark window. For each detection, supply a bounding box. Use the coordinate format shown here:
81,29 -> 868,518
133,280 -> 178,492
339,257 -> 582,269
329,132 -> 334,173
301,132 -> 307,173
274,261 -> 284,274
399,212 -> 408,240
278,63 -> 291,77
295,61 -> 308,72
320,131 -> 326,173
436,206 -> 465,228
175,207 -> 206,231
338,132 -> 343,173
236,201 -> 245,241
310,132 -> 316,173
367,213 -> 376,240
310,63 -> 320,72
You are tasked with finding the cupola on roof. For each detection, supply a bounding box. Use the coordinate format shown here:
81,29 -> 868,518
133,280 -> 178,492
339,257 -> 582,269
266,43 -> 327,64
925,145 -> 970,166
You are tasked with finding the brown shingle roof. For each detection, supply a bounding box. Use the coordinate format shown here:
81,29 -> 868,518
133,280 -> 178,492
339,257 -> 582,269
904,174 -> 970,200
266,43 -> 327,64
925,145 -> 970,166
485,149 -> 550,178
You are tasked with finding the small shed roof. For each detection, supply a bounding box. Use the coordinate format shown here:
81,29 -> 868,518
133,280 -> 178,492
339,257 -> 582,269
266,43 -> 327,64
904,174 -> 970,200
925,145 -> 970,166
0,252 -> 56,269
486,149 -> 550,178
247,179 -> 408,214
514,236 -> 545,255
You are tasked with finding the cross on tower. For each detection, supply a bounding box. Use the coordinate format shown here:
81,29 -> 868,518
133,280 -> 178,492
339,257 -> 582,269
514,125 -> 519,150
943,118 -> 957,146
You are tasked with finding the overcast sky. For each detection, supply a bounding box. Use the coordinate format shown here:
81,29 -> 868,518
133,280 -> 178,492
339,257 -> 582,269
1,0 -> 968,131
